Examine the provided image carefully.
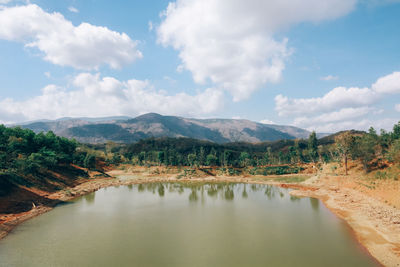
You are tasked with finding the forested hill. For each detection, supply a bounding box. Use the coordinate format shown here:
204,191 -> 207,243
0,125 -> 94,213
110,122 -> 400,172
18,113 -> 311,144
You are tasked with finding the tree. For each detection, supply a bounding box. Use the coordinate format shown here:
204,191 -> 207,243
387,140 -> 400,164
308,131 -> 318,163
392,121 -> 400,140
138,151 -> 146,165
198,147 -> 206,166
335,132 -> 355,175
206,153 -> 218,166
84,154 -> 96,170
353,129 -> 378,172
223,150 -> 234,166
239,152 -> 250,167
264,147 -> 273,165
187,153 -> 197,167
157,151 -> 164,166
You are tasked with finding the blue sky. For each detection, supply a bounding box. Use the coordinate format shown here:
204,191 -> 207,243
0,0 -> 399,132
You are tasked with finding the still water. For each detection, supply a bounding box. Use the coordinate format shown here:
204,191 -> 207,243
0,183 -> 378,267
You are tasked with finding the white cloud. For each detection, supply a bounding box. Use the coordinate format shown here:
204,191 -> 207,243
304,118 -> 399,133
372,71 -> 400,94
395,104 -> 400,112
275,86 -> 377,116
0,73 -> 224,124
157,0 -> 356,101
260,119 -> 275,125
320,75 -> 339,81
275,71 -> 400,132
0,4 -> 142,69
293,107 -> 372,127
68,6 -> 79,13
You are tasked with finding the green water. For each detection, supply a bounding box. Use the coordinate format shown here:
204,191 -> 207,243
0,183 -> 378,267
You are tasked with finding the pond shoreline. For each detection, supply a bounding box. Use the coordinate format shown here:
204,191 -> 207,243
291,176 -> 400,267
1,173 -> 399,266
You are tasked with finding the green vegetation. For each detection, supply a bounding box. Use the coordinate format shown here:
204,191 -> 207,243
89,121 -> 399,176
0,125 -> 95,193
1,120 -> 399,194
269,175 -> 309,183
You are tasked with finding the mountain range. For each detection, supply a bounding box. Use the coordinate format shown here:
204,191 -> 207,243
18,113 -> 313,144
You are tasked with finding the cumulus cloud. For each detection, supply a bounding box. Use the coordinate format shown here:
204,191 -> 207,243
275,71 -> 400,132
157,0 -> 356,101
275,87 -> 377,116
0,4 -> 142,69
372,71 -> 400,94
293,107 -> 373,127
0,73 -> 224,124
395,104 -> 400,112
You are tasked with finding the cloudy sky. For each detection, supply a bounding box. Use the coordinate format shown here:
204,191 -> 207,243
0,0 -> 399,132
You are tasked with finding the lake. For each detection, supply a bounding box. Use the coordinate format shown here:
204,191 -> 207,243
0,183 -> 378,266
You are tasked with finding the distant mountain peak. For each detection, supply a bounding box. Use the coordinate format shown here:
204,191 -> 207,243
19,113 -> 311,144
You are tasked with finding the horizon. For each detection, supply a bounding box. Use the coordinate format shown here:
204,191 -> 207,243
6,112 -> 322,132
0,1 -> 399,132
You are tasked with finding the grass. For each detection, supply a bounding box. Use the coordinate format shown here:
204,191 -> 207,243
251,174 -> 311,183
271,175 -> 310,183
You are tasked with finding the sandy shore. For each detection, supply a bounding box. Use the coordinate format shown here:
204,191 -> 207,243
291,175 -> 400,267
1,170 -> 399,266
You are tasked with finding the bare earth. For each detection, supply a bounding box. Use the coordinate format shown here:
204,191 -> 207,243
291,174 -> 400,267
1,165 -> 399,266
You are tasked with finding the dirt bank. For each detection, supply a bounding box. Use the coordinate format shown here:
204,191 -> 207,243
291,175 -> 400,267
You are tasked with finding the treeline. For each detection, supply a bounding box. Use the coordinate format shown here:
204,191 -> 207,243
335,124 -> 400,173
101,121 -> 400,173
1,120 -> 399,180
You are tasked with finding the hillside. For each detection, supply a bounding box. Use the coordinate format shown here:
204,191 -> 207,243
19,113 -> 311,144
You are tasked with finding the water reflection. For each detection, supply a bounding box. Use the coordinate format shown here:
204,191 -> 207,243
224,187 -> 234,201
264,185 -> 275,200
189,189 -> 198,202
84,193 -> 95,204
138,184 -> 145,192
207,185 -> 218,197
310,198 -> 320,212
290,195 -> 300,202
158,184 -> 165,197
0,182 -> 378,267
133,183 -> 291,203
242,185 -> 248,199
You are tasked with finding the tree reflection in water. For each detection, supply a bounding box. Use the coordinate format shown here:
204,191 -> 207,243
242,184 -> 248,199
84,193 -> 95,204
134,183 -> 295,203
310,197 -> 320,212
158,184 -> 165,197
